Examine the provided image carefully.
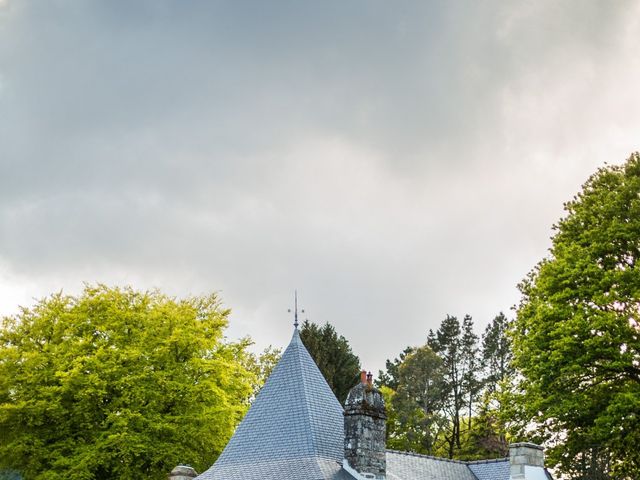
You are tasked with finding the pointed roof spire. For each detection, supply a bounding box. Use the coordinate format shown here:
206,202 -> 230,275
288,290 -> 304,330
197,328 -> 344,480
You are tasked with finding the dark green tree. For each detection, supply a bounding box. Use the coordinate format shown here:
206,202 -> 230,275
512,153 -> 640,478
461,315 -> 480,431
0,285 -> 255,480
481,312 -> 513,395
428,315 -> 465,458
299,320 -> 361,404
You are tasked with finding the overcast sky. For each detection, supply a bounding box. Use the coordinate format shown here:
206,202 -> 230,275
1,0 -> 639,373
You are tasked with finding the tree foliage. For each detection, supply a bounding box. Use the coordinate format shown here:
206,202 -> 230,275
243,345 -> 282,399
428,315 -> 481,458
481,312 -> 513,396
377,346 -> 414,391
512,153 -> 640,478
379,313 -> 510,460
0,285 -> 256,480
299,320 -> 360,404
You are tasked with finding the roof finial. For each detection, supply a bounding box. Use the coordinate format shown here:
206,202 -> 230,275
287,290 -> 304,329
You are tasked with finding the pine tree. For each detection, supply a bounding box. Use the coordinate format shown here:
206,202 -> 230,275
299,320 -> 361,404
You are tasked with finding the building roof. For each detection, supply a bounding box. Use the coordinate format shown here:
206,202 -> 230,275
386,450 -> 510,480
196,329 -> 345,480
195,327 -> 527,480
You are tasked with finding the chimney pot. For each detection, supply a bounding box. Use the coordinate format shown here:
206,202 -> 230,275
360,370 -> 367,384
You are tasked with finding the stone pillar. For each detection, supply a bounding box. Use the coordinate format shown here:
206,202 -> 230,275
168,465 -> 198,480
344,371 -> 386,480
509,442 -> 545,479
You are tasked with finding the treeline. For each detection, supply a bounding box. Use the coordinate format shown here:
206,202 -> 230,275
1,154 -> 638,480
376,313 -> 512,460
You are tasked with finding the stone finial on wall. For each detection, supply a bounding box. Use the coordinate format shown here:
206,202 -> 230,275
168,465 -> 198,480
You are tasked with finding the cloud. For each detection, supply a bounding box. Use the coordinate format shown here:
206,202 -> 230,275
1,0 -> 639,371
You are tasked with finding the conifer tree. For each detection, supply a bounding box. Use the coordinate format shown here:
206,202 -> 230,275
299,320 -> 361,404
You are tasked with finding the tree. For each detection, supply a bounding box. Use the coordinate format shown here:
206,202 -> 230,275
299,320 -> 361,404
389,345 -> 447,455
427,315 -> 477,458
481,312 -> 513,396
0,285 -> 256,480
377,346 -> 414,390
461,315 -> 480,431
512,153 -> 640,478
243,345 -> 282,399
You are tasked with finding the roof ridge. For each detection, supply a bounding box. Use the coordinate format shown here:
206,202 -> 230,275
386,449 -> 508,466
465,457 -> 509,464
386,449 -> 468,464
293,331 -> 317,454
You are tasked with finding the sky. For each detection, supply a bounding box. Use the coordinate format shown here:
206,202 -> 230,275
1,0 -> 639,374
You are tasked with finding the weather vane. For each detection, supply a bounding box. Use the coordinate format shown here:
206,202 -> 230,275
287,290 -> 304,329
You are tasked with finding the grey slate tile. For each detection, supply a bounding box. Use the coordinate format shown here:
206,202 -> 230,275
468,459 -> 510,480
196,329 -> 345,480
386,450 -> 479,480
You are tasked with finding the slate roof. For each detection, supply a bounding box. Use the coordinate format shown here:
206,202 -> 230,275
386,450 -> 478,480
195,327 -> 542,480
196,329 -> 346,480
468,458 -> 511,480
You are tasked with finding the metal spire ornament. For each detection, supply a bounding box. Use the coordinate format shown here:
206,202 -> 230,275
288,290 -> 304,329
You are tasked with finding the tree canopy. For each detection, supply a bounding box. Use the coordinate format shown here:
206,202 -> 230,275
512,153 -> 640,478
0,285 -> 256,480
299,320 -> 361,404
379,313 -> 510,460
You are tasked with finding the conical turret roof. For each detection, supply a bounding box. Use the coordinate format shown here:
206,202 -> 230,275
197,329 -> 348,480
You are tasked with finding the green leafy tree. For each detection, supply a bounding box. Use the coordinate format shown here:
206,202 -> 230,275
377,346 -> 414,390
243,345 -> 282,399
299,320 -> 361,404
512,153 -> 640,478
459,394 -> 509,460
389,345 -> 447,455
0,285 -> 255,480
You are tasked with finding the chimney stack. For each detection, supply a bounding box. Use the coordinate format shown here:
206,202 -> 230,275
343,370 -> 386,479
509,442 -> 545,480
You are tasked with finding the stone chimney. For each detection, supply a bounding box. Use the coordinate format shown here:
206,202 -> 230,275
168,465 -> 198,480
343,370 -> 386,479
509,442 -> 545,479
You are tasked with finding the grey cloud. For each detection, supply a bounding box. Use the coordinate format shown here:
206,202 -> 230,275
1,0 -> 639,371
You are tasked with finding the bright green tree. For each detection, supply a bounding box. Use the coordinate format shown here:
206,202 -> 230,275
299,320 -> 361,404
0,285 -> 255,480
243,345 -> 281,399
512,153 -> 640,478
